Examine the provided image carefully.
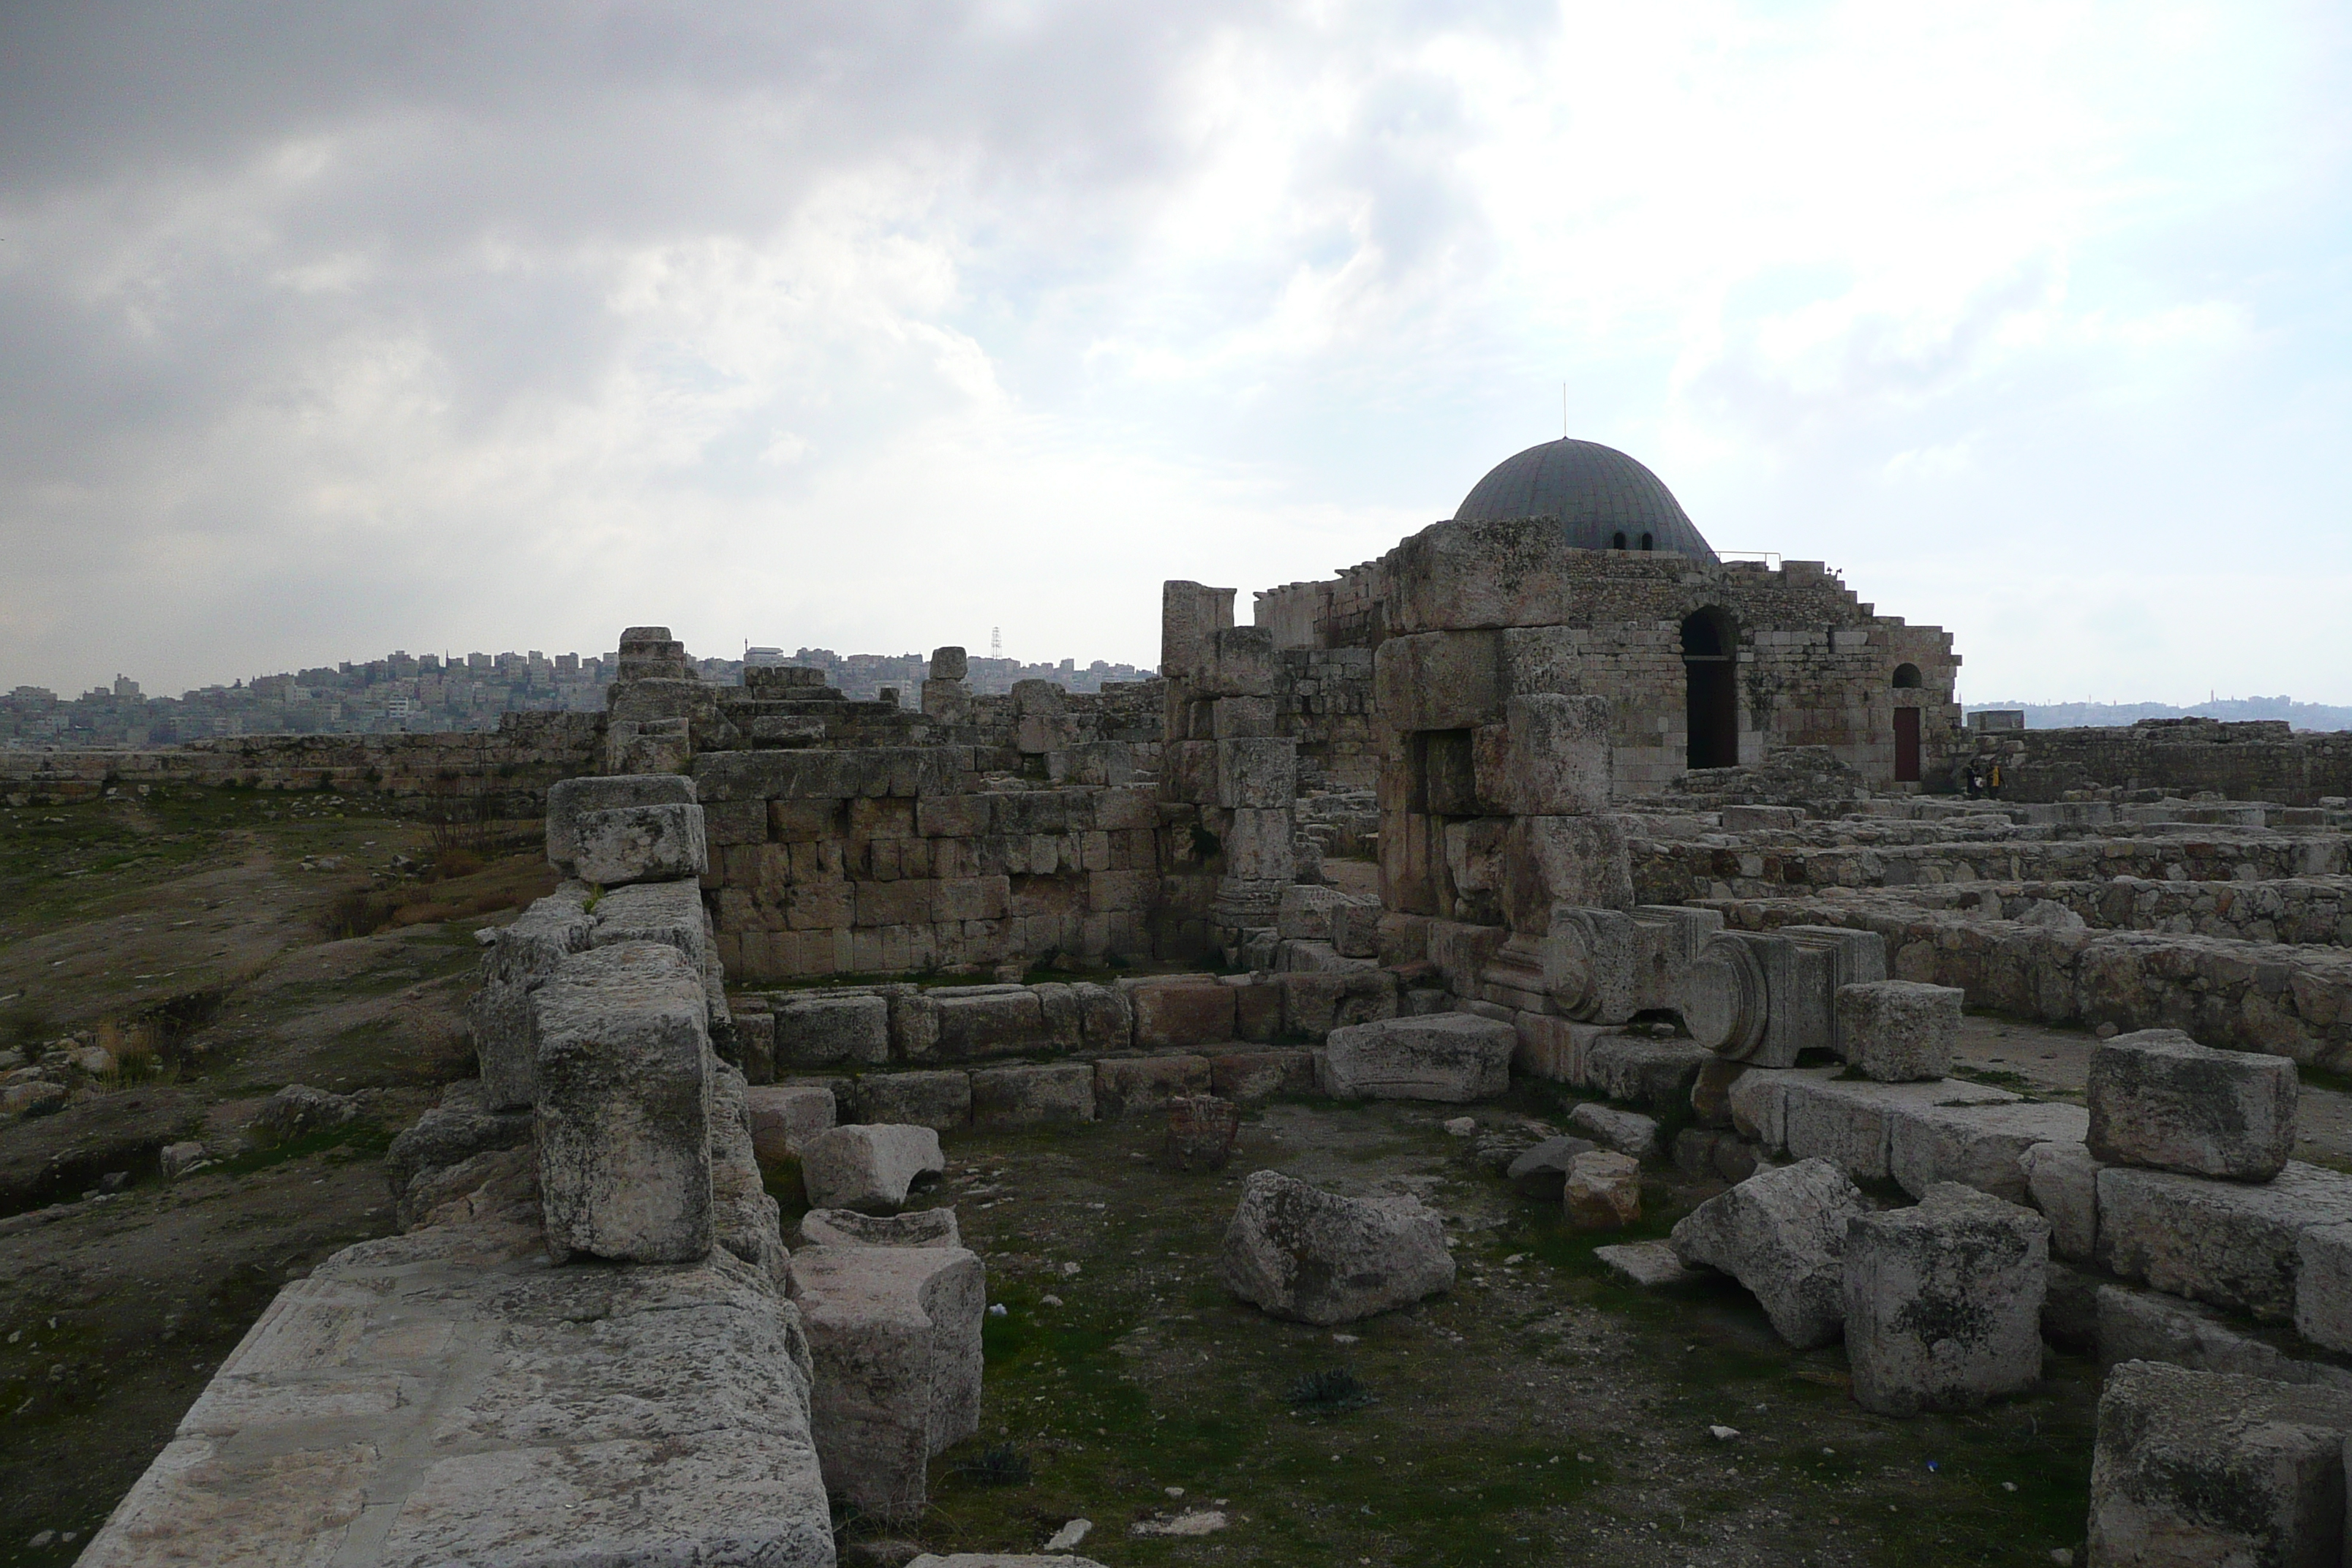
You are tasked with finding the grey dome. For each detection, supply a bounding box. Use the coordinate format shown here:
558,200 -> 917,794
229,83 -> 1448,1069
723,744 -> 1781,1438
1454,438 -> 1718,563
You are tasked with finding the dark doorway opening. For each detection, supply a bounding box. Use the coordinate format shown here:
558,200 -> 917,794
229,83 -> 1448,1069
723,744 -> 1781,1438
1681,608 -> 1738,770
1893,662 -> 1923,689
1893,706 -> 1922,783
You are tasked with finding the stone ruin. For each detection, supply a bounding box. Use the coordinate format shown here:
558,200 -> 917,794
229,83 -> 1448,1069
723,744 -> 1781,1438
72,435 -> 2352,1563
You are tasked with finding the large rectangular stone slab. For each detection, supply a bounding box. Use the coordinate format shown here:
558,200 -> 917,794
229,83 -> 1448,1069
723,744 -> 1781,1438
546,772 -> 698,875
1780,1075 -> 2020,1185
1887,1098 -> 2089,1204
850,1070 -> 973,1131
970,1062 -> 1096,1128
1583,1036 -> 1711,1116
2096,1161 -> 2352,1322
773,992 -> 892,1070
2088,1028 -> 2299,1182
1319,1014 -> 1514,1103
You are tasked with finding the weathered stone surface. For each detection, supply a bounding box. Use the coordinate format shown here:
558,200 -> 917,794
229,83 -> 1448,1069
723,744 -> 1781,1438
2100,1284 -> 2352,1390
1502,814 -> 1634,929
1506,1134 -> 1599,1200
79,1204 -> 830,1568
1596,1240 -> 1701,1287
2087,1028 -> 2299,1182
745,1083 -> 838,1164
2295,1220 -> 2352,1356
1210,1048 -> 1316,1101
1218,1169 -> 1453,1325
1886,1098 -> 2088,1204
1780,1073 -> 2022,1185
2087,1361 -> 2352,1568
774,993 -> 892,1070
470,885 -> 596,1109
1563,1150 -> 1643,1229
571,801 -> 709,886
1215,737 -> 1297,810
2095,1161 -> 2352,1322
799,1207 -> 962,1249
1165,1093 -> 1243,1172
1835,980 -> 1961,1083
851,1070 -> 973,1131
788,1243 -> 987,1523
1319,1014 -> 1514,1103
1568,1101 -> 1659,1158
249,1083 -> 362,1144
1276,970 -> 1398,1042
800,1124 -> 945,1215
1670,1158 -> 1867,1349
1502,693 -> 1611,815
709,1060 -> 788,1283
532,941 -> 714,1265
1093,1054 -> 1211,1118
927,988 -> 1047,1062
2019,1139 -> 2103,1263
1131,980 -> 1237,1050
1841,1183 -> 2048,1416
584,878 -> 711,975
970,1062 -> 1096,1128
1071,982 -> 1132,1052
1582,1035 -> 1711,1115
546,772 -> 698,875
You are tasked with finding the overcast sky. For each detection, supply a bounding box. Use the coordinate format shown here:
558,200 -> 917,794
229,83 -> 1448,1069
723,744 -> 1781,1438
4,1 -> 2348,704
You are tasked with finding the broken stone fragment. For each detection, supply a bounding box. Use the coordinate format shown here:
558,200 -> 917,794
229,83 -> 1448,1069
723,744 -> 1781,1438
1840,1183 -> 2048,1416
744,1082 -> 838,1164
1595,1240 -> 1700,1287
247,1083 -> 361,1145
799,1123 -> 946,1215
1670,1158 -> 1866,1349
1506,1134 -> 1599,1200
798,1207 -> 962,1249
1567,1101 -> 1658,1158
1218,1169 -> 1454,1325
1318,1013 -> 1514,1103
1562,1150 -> 1642,1230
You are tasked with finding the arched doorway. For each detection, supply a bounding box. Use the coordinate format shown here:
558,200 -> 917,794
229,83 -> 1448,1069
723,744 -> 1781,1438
1891,665 -> 1923,782
1682,608 -> 1738,769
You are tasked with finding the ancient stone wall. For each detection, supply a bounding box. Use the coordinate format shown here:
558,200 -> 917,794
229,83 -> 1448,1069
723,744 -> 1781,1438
1278,647 -> 1377,791
1959,719 -> 2352,805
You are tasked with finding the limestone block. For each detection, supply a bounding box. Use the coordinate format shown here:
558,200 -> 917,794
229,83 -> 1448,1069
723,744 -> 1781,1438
799,1207 -> 962,1249
1595,1240 -> 1701,1287
1165,1093 -> 1243,1171
1841,1184 -> 2048,1416
1210,1048 -> 1316,1101
1371,629 -> 1503,732
970,1062 -> 1096,1128
1071,982 -> 1131,1052
1277,883 -> 1352,943
921,678 -> 970,724
1670,1158 -> 1867,1349
571,802 -> 709,886
1539,907 -> 1644,1023
799,1124 -> 945,1215
2087,1362 -> 2352,1568
1201,626 -> 1278,698
1778,925 -> 1889,1060
2096,1161 -> 2352,1322
1093,1055 -> 1211,1118
1229,976 -> 1282,1041
1835,981 -> 1961,1083
1512,1012 -> 1594,1085
1211,696 -> 1278,739
383,1080 -> 534,1229
546,773 -> 697,874
2021,1140 -> 2103,1263
1319,1014 -> 1515,1103
1583,1036 -> 1711,1115
930,646 -> 968,681
470,886 -> 596,1110
1886,1098 -> 2088,1204
1506,1134 -> 1601,1199
850,1071 -> 973,1131
585,878 -> 710,975
1009,678 -> 1067,716
1132,980 -> 1237,1049
1781,1074 -> 2020,1185
1161,581 -> 1235,684
531,942 -> 715,1266
745,1084 -> 838,1164
774,993 -> 891,1070
2087,1028 -> 2298,1181
734,1011 -> 777,1083
1277,970 -> 1398,1042
929,988 -> 1047,1061
1725,1066 -> 1814,1150
709,1062 -> 788,1283
1330,899 -> 1384,959
1218,1169 -> 1453,1324
2100,1284 -> 2352,1388
1215,738 -> 1297,810
1223,807 -> 1296,882
2297,1221 -> 2352,1355
1380,516 -> 1575,636
1568,1101 -> 1659,1158
788,1243 -> 986,1523
1502,815 -> 1634,931
1563,1150 -> 1643,1229
1683,931 -> 1768,1062
1503,693 -> 1611,815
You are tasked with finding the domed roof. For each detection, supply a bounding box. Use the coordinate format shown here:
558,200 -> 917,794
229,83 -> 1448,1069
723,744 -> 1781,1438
1453,438 -> 1718,563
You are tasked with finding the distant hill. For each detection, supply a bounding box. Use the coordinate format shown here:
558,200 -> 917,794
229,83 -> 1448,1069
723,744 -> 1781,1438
1967,696 -> 2352,733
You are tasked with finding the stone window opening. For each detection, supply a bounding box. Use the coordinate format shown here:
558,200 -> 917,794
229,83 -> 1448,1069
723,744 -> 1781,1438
1610,530 -> 1628,551
1681,607 -> 1739,770
1640,532 -> 1654,551
1892,663 -> 1923,689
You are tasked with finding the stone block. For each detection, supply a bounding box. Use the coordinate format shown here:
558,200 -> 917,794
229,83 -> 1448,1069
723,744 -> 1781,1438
1371,629 -> 1503,732
1886,1098 -> 2089,1204
745,1084 -> 838,1164
1670,1158 -> 1866,1349
799,1125 -> 945,1215
1835,981 -> 1961,1083
1319,1014 -> 1515,1103
1201,626 -> 1278,698
1568,1101 -> 1659,1158
1132,980 -> 1237,1050
1229,976 -> 1282,1042
1276,884 -> 1352,943
1583,1036 -> 1711,1115
571,802 -> 709,886
850,1071 -> 973,1131
1277,970 -> 1398,1042
799,1207 -> 962,1249
1842,1184 -> 2048,1416
1218,1169 -> 1453,1324
469,886 -> 596,1111
773,993 -> 891,1070
2087,1028 -> 2299,1182
1381,516 -> 1575,635
2100,1284 -> 2351,1388
734,1011 -> 777,1083
584,878 -> 710,974
1563,1150 -> 1643,1229
1596,1240 -> 1701,1287
1502,815 -> 1634,930
531,942 -> 714,1266
930,646 -> 968,681
1780,1074 -> 2021,1185
2096,1161 -> 2352,1322
382,1080 -> 534,1229
1215,738 -> 1297,809
1502,693 -> 1612,815
2020,1139 -> 2103,1264
1071,982 -> 1131,1052
1329,899 -> 1384,958
1511,1012 -> 1594,1085
929,988 -> 1047,1061
1093,1055 -> 1211,1118
1165,1094 -> 1243,1172
2087,1361 -> 2352,1568
788,1243 -> 986,1523
1507,1134 -> 1600,1199
1210,1048 -> 1316,1101
970,1062 -> 1096,1128
546,773 -> 697,874
709,1063 -> 788,1282
1223,807 -> 1295,882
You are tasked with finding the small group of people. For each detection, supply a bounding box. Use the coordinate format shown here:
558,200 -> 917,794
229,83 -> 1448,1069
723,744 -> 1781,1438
1964,757 -> 2005,799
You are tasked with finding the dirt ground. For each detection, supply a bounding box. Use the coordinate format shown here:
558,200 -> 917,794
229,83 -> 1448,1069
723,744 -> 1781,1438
0,788 -> 550,1566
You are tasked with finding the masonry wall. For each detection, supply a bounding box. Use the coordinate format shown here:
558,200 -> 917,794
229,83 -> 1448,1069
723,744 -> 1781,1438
1959,720 -> 2352,805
